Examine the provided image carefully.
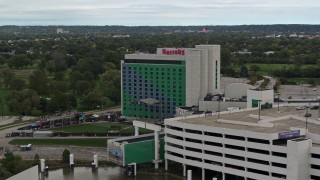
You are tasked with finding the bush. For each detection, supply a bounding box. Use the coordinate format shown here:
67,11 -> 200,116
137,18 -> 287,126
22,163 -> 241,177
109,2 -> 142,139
62,149 -> 70,163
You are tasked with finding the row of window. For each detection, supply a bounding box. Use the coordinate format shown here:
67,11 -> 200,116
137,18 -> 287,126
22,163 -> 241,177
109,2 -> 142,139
123,83 -> 184,89
124,87 -> 183,94
123,67 -> 183,72
166,150 -> 287,179
123,95 -> 183,102
168,126 -> 270,144
166,133 -> 287,158
123,72 -> 183,76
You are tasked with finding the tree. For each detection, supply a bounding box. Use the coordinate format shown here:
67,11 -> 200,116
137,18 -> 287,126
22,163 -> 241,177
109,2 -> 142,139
250,64 -> 260,74
76,80 -> 92,95
0,68 -> 15,88
49,80 -> 68,94
47,92 -> 68,112
0,55 -> 6,66
239,66 -> 248,77
100,70 -> 121,104
6,90 -> 40,115
2,152 -> 26,175
10,78 -> 25,90
52,51 -> 67,72
249,76 -> 258,85
62,149 -> 70,163
8,54 -> 32,69
80,90 -> 103,109
29,70 -> 49,95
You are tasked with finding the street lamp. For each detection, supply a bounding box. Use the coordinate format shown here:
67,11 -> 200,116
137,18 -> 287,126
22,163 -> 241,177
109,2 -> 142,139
277,93 -> 281,113
318,99 -> 320,121
305,106 -> 312,129
218,94 -> 223,119
257,100 -> 261,121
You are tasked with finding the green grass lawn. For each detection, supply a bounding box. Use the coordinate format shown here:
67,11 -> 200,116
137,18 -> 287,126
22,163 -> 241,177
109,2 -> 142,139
287,78 -> 320,85
9,138 -> 107,147
245,63 -> 317,76
49,122 -> 131,133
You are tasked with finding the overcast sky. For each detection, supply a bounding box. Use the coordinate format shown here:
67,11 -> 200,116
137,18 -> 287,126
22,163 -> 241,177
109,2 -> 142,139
0,0 -> 319,26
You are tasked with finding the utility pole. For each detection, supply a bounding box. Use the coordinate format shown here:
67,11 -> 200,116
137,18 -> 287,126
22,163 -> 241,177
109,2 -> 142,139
306,106 -> 309,129
258,100 -> 261,121
277,93 -> 281,113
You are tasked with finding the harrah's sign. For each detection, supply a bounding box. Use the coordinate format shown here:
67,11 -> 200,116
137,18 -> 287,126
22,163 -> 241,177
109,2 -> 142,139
162,49 -> 185,55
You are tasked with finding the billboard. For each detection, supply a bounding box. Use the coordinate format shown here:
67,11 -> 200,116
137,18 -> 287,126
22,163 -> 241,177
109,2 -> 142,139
278,130 -> 300,139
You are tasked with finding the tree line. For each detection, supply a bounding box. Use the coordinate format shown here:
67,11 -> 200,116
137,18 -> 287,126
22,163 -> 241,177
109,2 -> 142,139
0,29 -> 319,115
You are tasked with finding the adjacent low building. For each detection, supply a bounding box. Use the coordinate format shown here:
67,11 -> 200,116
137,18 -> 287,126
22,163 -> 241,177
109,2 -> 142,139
164,106 -> 320,180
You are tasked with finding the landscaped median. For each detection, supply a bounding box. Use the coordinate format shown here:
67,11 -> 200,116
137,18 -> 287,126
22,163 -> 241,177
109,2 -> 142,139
9,138 -> 107,147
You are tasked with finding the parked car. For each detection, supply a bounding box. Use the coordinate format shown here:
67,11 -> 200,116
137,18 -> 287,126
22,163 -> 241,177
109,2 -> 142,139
305,113 -> 312,117
310,105 -> 319,110
296,106 -> 306,110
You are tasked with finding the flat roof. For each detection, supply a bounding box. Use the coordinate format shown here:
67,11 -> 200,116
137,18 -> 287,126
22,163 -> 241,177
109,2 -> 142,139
177,106 -> 320,135
114,133 -> 165,144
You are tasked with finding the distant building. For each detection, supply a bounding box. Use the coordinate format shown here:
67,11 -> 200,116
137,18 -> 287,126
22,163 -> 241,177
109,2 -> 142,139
57,28 -> 69,34
121,45 -> 221,119
264,51 -> 275,55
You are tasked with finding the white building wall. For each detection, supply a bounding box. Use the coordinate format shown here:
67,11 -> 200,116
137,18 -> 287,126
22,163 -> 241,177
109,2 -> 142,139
165,118 -> 320,180
199,100 -> 247,112
195,45 -> 221,94
199,49 -> 209,98
287,139 -> 311,180
225,83 -> 255,99
185,50 -> 201,106
247,89 -> 274,108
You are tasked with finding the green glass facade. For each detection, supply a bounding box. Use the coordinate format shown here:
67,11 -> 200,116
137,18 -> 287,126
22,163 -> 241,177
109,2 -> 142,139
122,60 -> 186,119
124,139 -> 165,165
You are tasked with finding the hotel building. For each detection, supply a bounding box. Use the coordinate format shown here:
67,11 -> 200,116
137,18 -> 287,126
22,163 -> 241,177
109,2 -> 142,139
121,45 -> 220,119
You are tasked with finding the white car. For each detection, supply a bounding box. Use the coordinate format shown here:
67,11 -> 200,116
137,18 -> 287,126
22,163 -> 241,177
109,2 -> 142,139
296,106 -> 306,110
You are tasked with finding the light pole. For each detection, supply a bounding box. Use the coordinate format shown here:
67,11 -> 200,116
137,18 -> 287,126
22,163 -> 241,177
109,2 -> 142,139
258,100 -> 261,121
218,95 -> 222,119
318,98 -> 320,121
277,93 -> 281,113
306,106 -> 309,129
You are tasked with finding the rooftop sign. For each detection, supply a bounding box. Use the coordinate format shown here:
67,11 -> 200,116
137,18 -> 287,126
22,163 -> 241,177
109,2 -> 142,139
162,48 -> 185,55
278,130 -> 300,139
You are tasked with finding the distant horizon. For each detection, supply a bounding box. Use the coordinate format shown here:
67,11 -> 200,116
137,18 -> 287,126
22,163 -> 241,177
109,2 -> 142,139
1,23 -> 320,27
1,0 -> 319,26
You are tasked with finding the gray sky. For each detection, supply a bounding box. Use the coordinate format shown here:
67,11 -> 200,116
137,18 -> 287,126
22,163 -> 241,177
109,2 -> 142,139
0,0 -> 319,25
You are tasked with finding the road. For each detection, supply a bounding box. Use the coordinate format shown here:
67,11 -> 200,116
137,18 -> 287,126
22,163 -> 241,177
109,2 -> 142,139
0,106 -> 123,160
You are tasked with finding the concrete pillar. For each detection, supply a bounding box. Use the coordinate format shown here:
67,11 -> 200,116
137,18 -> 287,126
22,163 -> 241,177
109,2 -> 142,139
40,159 -> 45,172
165,159 -> 168,171
213,178 -> 217,180
222,173 -> 225,180
93,155 -> 98,168
202,168 -> 205,180
134,126 -> 139,136
69,154 -> 74,167
183,164 -> 186,177
154,130 -> 159,169
187,170 -> 192,180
